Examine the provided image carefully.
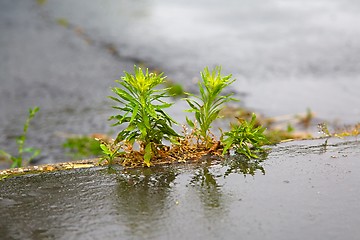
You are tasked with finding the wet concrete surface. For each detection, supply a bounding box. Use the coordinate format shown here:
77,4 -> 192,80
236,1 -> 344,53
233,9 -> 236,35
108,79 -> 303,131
0,0 -> 359,166
0,1 -> 140,166
0,137 -> 359,240
40,0 -> 360,120
1,2 -> 360,239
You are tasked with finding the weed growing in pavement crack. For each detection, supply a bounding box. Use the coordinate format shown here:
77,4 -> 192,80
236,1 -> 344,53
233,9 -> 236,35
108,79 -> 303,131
0,107 -> 41,168
108,66 -> 180,166
103,65 -> 269,167
185,66 -> 236,147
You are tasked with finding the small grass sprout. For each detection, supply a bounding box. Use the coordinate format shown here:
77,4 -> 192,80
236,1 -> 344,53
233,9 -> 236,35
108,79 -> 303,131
222,113 -> 268,159
0,107 -> 41,168
109,66 -> 180,166
185,66 -> 235,146
98,138 -> 124,165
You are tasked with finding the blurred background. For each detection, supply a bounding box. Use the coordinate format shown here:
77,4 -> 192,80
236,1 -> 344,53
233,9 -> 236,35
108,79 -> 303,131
1,0 -> 359,166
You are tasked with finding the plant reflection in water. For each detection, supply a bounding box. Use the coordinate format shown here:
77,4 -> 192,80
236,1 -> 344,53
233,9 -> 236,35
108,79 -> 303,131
109,154 -> 267,237
222,152 -> 267,177
114,167 -> 177,237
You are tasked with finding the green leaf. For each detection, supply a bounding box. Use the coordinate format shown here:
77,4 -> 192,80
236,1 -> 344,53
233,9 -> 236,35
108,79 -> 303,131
186,117 -> 195,128
169,136 -> 181,145
113,88 -> 135,103
195,111 -> 201,124
146,104 -> 158,119
156,109 -> 177,124
207,109 -> 221,123
137,122 -> 147,137
144,143 -> 152,167
16,138 -> 24,146
158,123 -> 180,137
28,148 -> 41,163
11,160 -> 20,168
143,113 -> 151,129
100,144 -> 111,155
30,106 -> 40,115
155,102 -> 173,109
186,99 -> 200,111
108,96 -> 125,104
127,132 -> 139,144
129,105 -> 139,123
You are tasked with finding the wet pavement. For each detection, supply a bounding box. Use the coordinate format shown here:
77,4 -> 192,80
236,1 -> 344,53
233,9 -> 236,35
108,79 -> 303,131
0,0 -> 134,166
0,137 -> 359,240
1,0 -> 360,166
40,0 -> 360,120
1,2 -> 360,239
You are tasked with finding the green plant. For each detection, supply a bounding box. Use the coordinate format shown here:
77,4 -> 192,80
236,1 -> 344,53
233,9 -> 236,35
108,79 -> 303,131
98,139 -> 124,165
109,66 -> 180,166
185,66 -> 235,146
0,107 -> 41,168
222,113 -> 268,159
63,136 -> 103,159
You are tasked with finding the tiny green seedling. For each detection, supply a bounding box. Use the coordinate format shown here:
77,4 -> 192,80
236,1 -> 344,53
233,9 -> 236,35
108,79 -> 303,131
185,66 -> 235,146
0,107 -> 41,168
98,139 -> 124,165
109,66 -> 180,166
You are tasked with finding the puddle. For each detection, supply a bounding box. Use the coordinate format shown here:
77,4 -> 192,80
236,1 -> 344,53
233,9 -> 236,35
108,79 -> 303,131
1,137 -> 359,239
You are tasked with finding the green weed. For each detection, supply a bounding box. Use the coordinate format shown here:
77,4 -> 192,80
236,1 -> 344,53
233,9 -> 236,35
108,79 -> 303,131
62,136 -> 103,159
0,107 -> 41,168
109,66 -> 180,166
185,66 -> 235,146
103,65 -> 270,167
98,139 -> 124,165
222,113 -> 268,159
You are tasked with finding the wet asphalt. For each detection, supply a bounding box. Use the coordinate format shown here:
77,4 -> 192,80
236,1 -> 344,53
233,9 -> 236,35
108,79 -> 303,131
1,1 -> 360,239
0,0 -> 135,166
0,137 -> 359,240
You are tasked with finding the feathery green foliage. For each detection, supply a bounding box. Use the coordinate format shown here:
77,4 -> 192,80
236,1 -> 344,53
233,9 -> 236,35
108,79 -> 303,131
185,66 -> 235,145
222,113 -> 268,159
109,66 -> 179,166
104,65 -> 269,167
